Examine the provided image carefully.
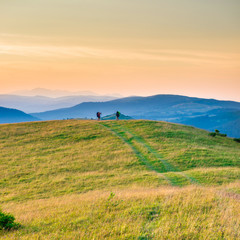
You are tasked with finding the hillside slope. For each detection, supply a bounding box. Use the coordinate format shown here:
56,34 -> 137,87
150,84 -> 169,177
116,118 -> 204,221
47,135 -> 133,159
0,106 -> 39,124
1,120 -> 239,239
179,108 -> 240,137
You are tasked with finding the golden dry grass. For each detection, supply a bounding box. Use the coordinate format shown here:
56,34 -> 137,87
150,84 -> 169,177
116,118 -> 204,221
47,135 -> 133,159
1,184 -> 240,239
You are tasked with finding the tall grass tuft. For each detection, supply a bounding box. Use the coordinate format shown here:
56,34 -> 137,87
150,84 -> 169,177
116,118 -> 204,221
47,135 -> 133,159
0,209 -> 20,231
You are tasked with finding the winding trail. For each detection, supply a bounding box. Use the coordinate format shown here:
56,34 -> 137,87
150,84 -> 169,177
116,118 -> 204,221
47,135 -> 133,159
98,120 -> 240,202
99,121 -> 172,185
99,121 -> 199,186
113,122 -> 199,185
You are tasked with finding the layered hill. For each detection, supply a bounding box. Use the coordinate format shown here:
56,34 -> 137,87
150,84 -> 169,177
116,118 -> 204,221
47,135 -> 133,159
179,108 -> 240,137
31,95 -> 240,120
0,120 -> 240,239
31,94 -> 240,137
0,106 -> 39,124
0,94 -> 118,113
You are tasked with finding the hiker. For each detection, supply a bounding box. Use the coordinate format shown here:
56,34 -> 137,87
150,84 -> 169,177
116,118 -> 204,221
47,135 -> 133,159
96,112 -> 101,121
116,111 -> 120,120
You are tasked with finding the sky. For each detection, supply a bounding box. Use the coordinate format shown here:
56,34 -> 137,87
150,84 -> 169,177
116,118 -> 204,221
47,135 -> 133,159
0,0 -> 240,101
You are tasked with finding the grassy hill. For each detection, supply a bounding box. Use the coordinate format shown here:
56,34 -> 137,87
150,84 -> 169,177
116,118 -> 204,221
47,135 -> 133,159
0,120 -> 239,239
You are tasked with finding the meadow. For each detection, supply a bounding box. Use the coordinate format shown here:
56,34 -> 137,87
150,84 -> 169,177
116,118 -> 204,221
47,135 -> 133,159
0,120 -> 239,239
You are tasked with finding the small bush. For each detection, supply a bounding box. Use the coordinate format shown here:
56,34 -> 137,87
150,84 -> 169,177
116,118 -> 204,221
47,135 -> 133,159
209,130 -> 227,137
0,209 -> 20,230
218,133 -> 227,137
234,138 -> 240,143
209,132 -> 216,137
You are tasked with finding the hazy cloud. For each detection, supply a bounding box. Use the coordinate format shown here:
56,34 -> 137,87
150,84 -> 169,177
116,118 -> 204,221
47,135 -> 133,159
1,43 -> 239,66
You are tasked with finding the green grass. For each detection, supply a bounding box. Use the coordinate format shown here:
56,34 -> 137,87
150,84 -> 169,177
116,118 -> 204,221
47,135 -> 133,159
0,119 -> 239,239
117,120 -> 240,169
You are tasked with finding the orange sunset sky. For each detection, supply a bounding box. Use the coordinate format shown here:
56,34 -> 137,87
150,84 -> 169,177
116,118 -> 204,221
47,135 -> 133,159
0,0 -> 240,101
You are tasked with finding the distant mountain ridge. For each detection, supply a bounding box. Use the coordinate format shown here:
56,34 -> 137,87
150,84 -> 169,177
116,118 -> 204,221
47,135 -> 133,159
31,94 -> 240,119
11,88 -> 99,97
0,106 -> 39,124
0,94 -> 119,113
10,88 -> 123,98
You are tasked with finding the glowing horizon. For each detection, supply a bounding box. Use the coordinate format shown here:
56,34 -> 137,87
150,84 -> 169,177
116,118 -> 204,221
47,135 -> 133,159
1,0 -> 239,101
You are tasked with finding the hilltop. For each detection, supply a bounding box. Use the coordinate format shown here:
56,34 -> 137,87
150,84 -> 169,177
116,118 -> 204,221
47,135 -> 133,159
101,113 -> 133,120
30,94 -> 240,137
0,120 -> 239,239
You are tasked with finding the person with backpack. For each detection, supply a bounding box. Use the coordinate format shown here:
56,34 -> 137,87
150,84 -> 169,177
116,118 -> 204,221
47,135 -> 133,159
116,111 -> 120,120
96,112 -> 101,121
